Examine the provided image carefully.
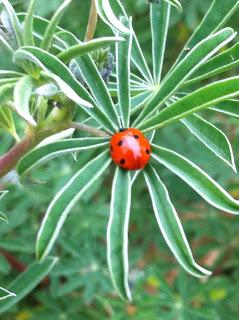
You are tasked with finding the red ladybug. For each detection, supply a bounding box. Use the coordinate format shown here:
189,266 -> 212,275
110,128 -> 151,170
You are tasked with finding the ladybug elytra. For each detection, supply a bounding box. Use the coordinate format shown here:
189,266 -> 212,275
110,128 -> 151,171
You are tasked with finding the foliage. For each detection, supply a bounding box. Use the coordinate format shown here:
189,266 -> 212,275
1,0 -> 239,318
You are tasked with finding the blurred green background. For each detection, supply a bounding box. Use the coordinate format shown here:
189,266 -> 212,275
1,0 -> 239,319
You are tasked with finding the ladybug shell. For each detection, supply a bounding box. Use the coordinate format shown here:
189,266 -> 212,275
110,128 -> 151,171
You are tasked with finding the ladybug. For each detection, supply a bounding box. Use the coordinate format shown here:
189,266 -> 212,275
110,128 -> 151,171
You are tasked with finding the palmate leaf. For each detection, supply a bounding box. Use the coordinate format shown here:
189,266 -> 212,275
14,75 -> 36,126
13,48 -> 117,133
144,165 -> 211,277
0,257 -> 57,314
134,27 -> 236,126
181,114 -> 236,172
17,137 -> 109,178
116,19 -> 133,128
107,168 -> 132,300
139,76 -> 239,131
36,151 -> 111,261
150,1 -> 171,83
130,90 -> 154,114
174,0 -> 239,65
152,145 -> 239,215
40,0 -> 72,51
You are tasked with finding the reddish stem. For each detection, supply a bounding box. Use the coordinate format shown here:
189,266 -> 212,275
0,135 -> 34,178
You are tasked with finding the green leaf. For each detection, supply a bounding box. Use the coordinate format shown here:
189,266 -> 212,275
40,0 -> 72,51
130,90 -> 154,114
73,54 -> 121,129
152,144 -> 239,215
0,106 -> 18,141
139,76 -> 239,131
181,114 -> 236,172
116,20 -> 133,128
0,212 -> 8,223
0,34 -> 14,53
14,47 -> 116,133
0,257 -> 57,314
144,165 -> 211,278
0,287 -> 16,301
23,0 -> 35,46
36,151 -> 111,261
185,42 -> 239,86
131,31 -> 154,85
14,75 -> 36,126
96,0 -> 153,84
163,0 -> 182,10
0,83 -> 14,106
174,0 -> 239,65
95,0 -> 130,34
55,32 -> 122,129
134,28 -> 236,126
17,137 -> 109,178
1,0 -> 24,47
0,70 -> 23,79
210,99 -> 239,118
150,1 -> 171,83
57,37 -> 123,63
107,167 -> 132,300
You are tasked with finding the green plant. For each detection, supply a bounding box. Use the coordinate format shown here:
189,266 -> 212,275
1,0 -> 239,310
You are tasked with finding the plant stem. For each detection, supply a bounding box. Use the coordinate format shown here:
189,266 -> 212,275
71,122 -> 110,138
85,0 -> 98,42
0,134 -> 35,178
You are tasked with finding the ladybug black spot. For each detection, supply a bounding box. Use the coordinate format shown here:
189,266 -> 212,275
133,134 -> 139,139
118,140 -> 123,146
119,128 -> 127,132
146,149 -> 150,154
120,159 -> 125,165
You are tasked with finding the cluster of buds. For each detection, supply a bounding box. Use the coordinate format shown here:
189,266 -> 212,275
70,48 -> 115,86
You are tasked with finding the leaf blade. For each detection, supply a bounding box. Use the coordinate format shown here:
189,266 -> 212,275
139,76 -> 239,131
116,20 -> 133,128
134,28 -> 236,126
144,165 -> 211,277
181,114 -> 236,172
36,151 -> 111,260
17,137 -> 109,178
0,257 -> 57,314
14,75 -> 35,126
150,1 -> 171,83
152,145 -> 239,215
107,167 -> 132,300
57,36 -> 123,63
40,0 -> 72,50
